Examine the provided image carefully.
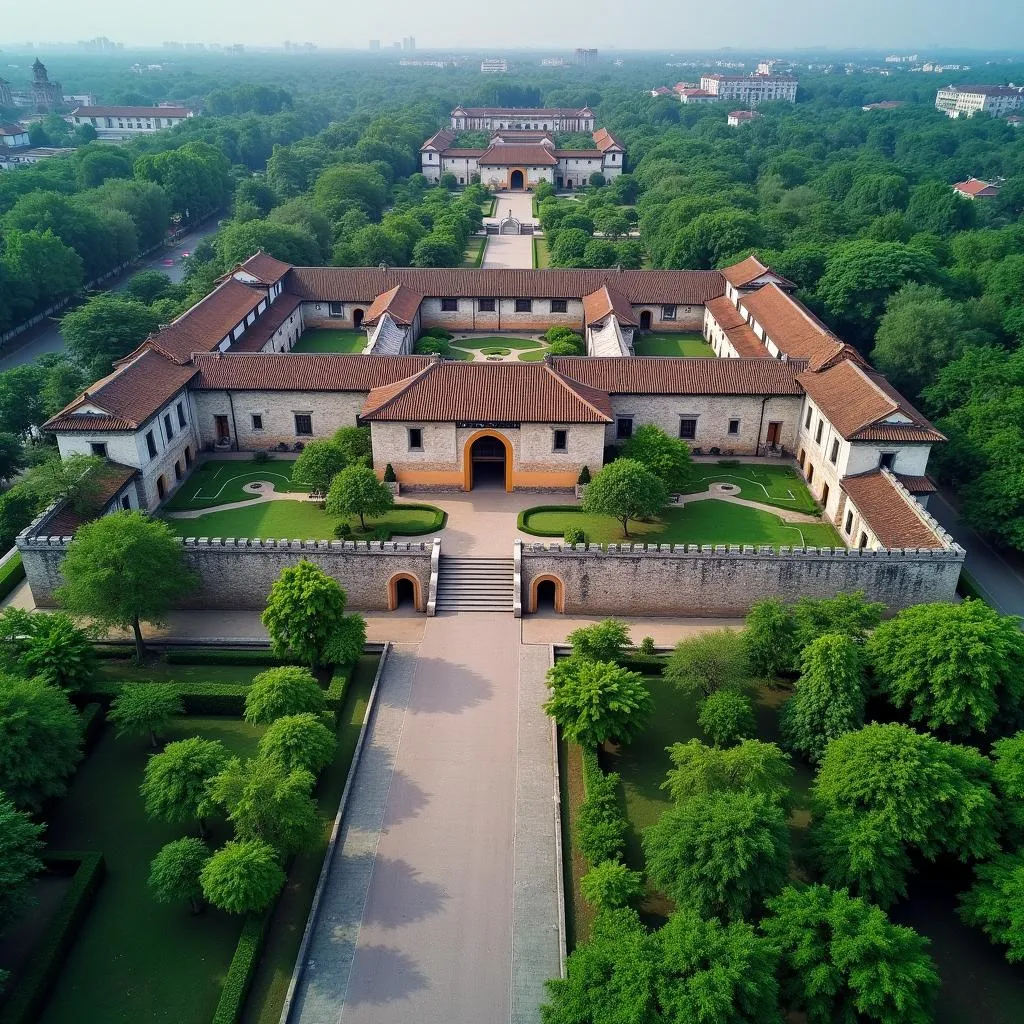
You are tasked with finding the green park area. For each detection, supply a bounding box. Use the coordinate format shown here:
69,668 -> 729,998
520,498 -> 841,549
632,333 -> 713,357
683,461 -> 820,514
164,459 -> 307,512
533,236 -> 550,268
290,330 -> 366,354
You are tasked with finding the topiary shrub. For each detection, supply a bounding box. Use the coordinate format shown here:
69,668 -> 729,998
564,527 -> 586,546
383,463 -> 397,483
639,636 -> 657,657
698,690 -> 757,747
333,522 -> 353,539
577,465 -> 591,485
548,336 -> 585,356
575,749 -> 629,864
252,450 -> 269,464
580,859 -> 644,911
422,327 -> 453,340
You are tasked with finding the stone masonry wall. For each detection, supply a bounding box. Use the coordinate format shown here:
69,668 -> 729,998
18,534 -> 432,612
521,542 -> 964,616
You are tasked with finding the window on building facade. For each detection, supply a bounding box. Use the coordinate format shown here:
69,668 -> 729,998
728,419 -> 740,435
157,476 -> 166,500
550,299 -> 567,314
177,402 -> 186,428
251,414 -> 264,431
146,431 -> 157,458
804,407 -> 813,429
328,302 -> 344,318
616,417 -> 633,440
184,447 -> 192,467
408,427 -> 423,450
679,418 -> 698,440
294,414 -> 313,436
844,510 -> 854,534
441,298 -> 458,312
830,439 -> 840,464
879,452 -> 896,469
174,461 -> 182,481
121,494 -> 132,511
515,299 -> 532,313
479,298 -> 495,312
821,482 -> 830,508
553,429 -> 567,451
662,305 -> 677,320
858,532 -> 869,549
163,414 -> 174,439
91,442 -> 107,458
814,420 -> 824,444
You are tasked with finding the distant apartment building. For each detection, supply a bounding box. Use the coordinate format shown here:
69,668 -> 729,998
678,88 -> 717,105
700,73 -> 798,106
402,37 -> 416,51
70,105 -> 194,140
480,58 -> 509,74
369,39 -> 381,51
934,84 -> 1023,118
575,48 -> 598,65
449,105 -> 594,132
727,110 -> 758,126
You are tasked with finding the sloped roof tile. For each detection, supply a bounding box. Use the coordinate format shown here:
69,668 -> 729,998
841,471 -> 944,549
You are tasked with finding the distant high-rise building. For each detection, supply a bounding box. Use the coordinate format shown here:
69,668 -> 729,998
935,83 -> 1023,118
480,58 -> 509,75
369,39 -> 381,51
575,48 -> 597,65
402,36 -> 416,51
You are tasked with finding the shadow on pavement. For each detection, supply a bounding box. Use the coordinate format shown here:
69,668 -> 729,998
360,856 -> 448,930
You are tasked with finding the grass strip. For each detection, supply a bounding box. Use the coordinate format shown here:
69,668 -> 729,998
0,551 -> 25,601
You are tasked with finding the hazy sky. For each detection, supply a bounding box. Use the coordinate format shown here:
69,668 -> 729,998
3,0 -> 1023,52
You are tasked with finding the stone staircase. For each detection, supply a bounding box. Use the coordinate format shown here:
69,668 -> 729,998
435,556 -> 515,613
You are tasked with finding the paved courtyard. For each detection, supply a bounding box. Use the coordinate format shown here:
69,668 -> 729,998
482,191 -> 536,270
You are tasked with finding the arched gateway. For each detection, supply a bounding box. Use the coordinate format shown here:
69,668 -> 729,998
463,430 -> 513,491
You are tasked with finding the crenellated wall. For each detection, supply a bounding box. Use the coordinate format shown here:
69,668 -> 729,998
17,531 -> 433,612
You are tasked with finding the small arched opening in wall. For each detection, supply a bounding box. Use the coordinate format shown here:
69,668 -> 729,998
353,308 -> 365,330
463,430 -> 513,492
388,572 -> 422,611
529,574 -> 565,614
509,168 -> 525,190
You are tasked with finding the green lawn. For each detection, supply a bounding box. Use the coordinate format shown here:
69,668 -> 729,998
462,236 -> 486,267
534,236 -> 550,268
165,459 -> 306,511
168,500 -> 444,541
632,333 -> 713,357
451,336 -> 543,350
241,655 -> 379,1024
518,349 -> 547,362
521,498 -> 842,549
40,717 -> 264,1024
98,657 -> 259,686
291,330 -> 367,354
684,461 -> 819,514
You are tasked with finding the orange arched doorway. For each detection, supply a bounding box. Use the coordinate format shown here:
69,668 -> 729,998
387,573 -> 422,611
463,430 -> 513,492
529,574 -> 565,613
510,168 -> 525,190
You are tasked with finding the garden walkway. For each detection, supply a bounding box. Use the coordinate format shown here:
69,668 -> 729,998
482,191 -> 536,271
680,483 -> 824,524
165,481 -> 319,519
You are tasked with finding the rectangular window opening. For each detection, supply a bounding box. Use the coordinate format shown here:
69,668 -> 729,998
478,298 -> 495,312
440,298 -> 458,312
615,417 -> 633,441
90,442 -> 107,458
662,305 -> 677,321
844,510 -> 854,534
145,431 -> 157,458
880,452 -> 896,469
830,438 -> 840,464
727,419 -> 740,435
251,414 -> 264,431
515,299 -> 532,313
176,402 -> 186,428
294,414 -> 313,436
804,407 -> 813,429
814,421 -> 824,444
408,427 -> 423,450
163,414 -> 174,439
679,418 -> 697,440
550,299 -> 568,314
553,429 -> 567,451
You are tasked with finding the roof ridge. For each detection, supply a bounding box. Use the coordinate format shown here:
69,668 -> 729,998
360,361 -> 438,418
543,363 -> 612,422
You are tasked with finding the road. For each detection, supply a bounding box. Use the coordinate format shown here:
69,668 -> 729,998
0,219 -> 222,372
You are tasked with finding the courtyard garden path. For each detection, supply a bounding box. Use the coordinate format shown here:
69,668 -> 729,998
482,191 -> 536,271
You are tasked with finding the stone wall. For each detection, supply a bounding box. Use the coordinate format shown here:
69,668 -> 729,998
18,533 -> 432,612
520,541 -> 965,616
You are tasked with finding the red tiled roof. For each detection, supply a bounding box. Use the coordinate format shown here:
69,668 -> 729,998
72,105 -> 193,118
228,293 -> 303,353
285,267 -> 725,307
361,361 -> 613,423
704,296 -> 768,358
363,284 -> 424,327
896,475 -> 937,495
0,123 -> 28,136
739,284 -> 843,364
421,128 -> 457,151
953,178 -> 999,196
478,144 -> 559,166
45,350 -> 197,432
38,462 -> 139,536
841,471 -> 944,549
797,358 -> 944,443
720,255 -> 794,290
555,150 -> 604,158
144,277 -> 267,364
192,352 -> 433,392
236,251 -> 292,285
583,285 -> 638,327
592,127 -> 624,152
552,356 -> 803,395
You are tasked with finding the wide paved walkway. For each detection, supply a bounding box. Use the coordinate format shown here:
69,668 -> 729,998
482,191 -> 536,270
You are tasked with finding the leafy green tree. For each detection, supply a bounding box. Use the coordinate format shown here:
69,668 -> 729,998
790,591 -> 884,657
60,294 -> 160,377
56,511 -> 198,661
0,673 -> 82,810
148,837 -> 210,914
0,486 -> 40,552
671,209 -> 763,269
123,270 -> 175,305
0,432 -> 25,482
201,839 -> 285,914
134,141 -> 232,221
261,560 -> 349,670
698,690 -> 756,747
140,737 -> 230,834
291,439 -> 347,494
620,424 -> 693,493
811,724 -> 1000,906
959,852 -> 1024,962
546,337 -> 585,356
991,731 -> 1024,838
257,713 -> 335,775
268,198 -> 333,261
109,683 -> 184,748
566,619 -> 630,662
323,612 -> 367,669
665,628 -> 750,697
643,790 -> 789,920
906,180 -> 977,236
325,464 -> 394,531
580,458 -> 668,538
542,907 -> 780,1024
579,859 -> 644,912
763,884 -> 939,1023
663,739 -> 794,809
412,233 -> 463,267
543,659 -> 653,748
333,426 -> 372,466
14,612 -> 96,690
744,598 -> 798,678
0,228 -> 83,320
216,219 -> 321,268
0,792 -> 45,926
312,163 -> 388,221
244,666 -> 325,725
867,600 -> 1024,736
23,452 -> 105,514
207,756 -> 320,856
781,633 -> 866,763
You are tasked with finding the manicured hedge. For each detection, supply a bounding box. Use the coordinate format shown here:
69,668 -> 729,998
164,649 -> 296,667
93,645 -> 135,660
0,852 -> 106,1024
0,551 -> 25,602
382,503 -> 447,538
517,505 -> 579,538
77,678 -> 251,715
575,748 -> 629,866
211,908 -> 274,1024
